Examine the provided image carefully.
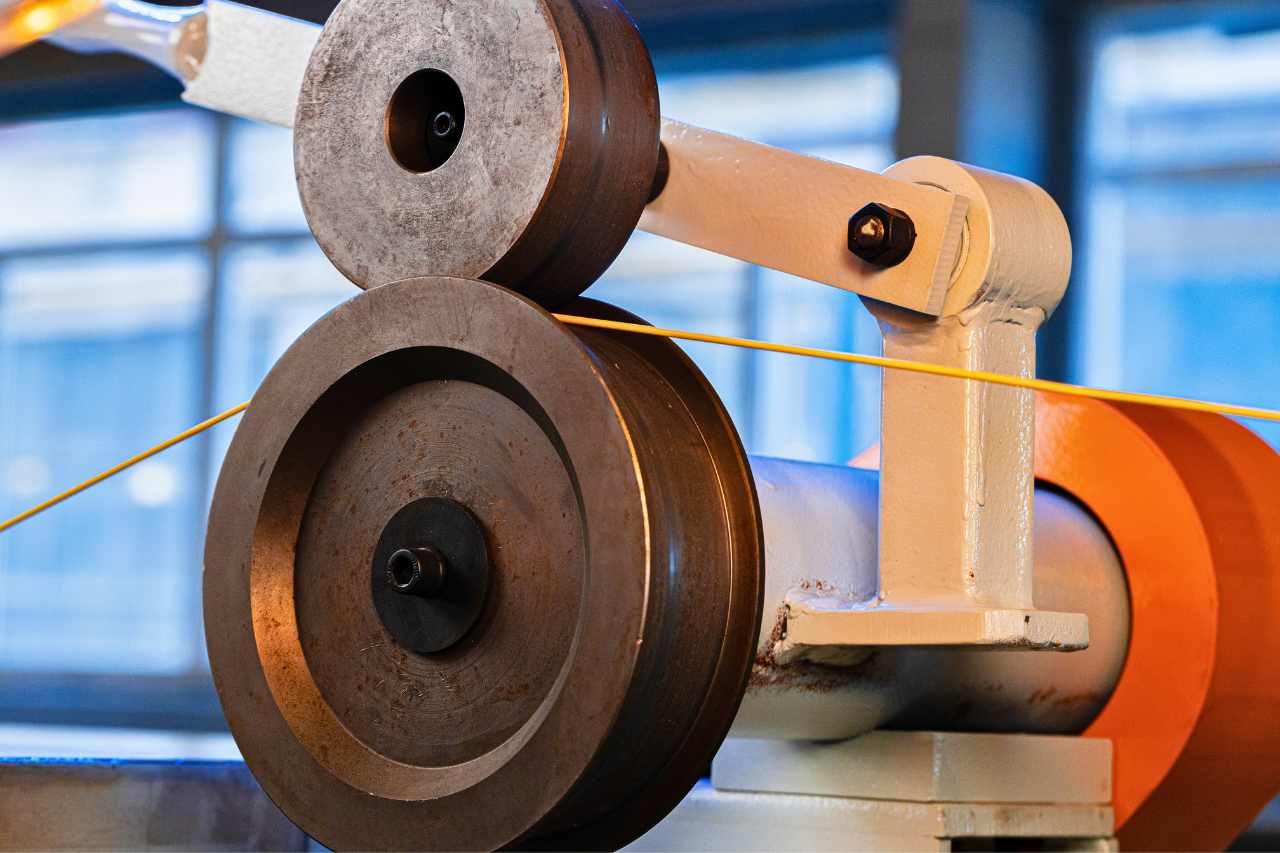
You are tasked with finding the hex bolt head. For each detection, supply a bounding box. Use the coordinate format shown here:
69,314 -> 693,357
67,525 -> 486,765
848,203 -> 917,268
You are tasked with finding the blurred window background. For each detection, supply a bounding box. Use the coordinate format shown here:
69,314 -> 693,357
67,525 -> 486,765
1,3 -> 1279,841
1078,11 -> 1280,449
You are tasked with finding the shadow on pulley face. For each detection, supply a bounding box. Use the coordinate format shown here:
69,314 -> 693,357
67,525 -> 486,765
204,276 -> 764,851
295,0 -> 664,307
384,68 -> 466,174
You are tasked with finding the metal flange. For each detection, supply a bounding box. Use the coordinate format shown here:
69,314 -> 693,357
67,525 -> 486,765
294,0 -> 661,306
203,278 -> 762,850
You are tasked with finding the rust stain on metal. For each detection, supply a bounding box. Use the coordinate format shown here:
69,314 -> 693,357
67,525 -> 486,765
752,603 -> 789,670
750,602 -> 886,694
748,655 -> 885,695
795,578 -> 837,594
1053,690 -> 1104,709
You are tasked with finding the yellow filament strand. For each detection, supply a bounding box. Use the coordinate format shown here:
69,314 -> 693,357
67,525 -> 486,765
0,402 -> 249,534
5,314 -> 1280,535
553,314 -> 1280,424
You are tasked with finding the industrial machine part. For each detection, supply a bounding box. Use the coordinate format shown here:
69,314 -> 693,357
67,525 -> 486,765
204,277 -> 763,850
12,0 -> 1280,849
635,732 -> 1118,851
837,155 -> 1088,651
37,0 -> 970,313
1035,395 -> 1280,851
202,271 -> 1280,849
296,0 -> 1088,651
737,464 -> 1129,741
294,0 -> 661,304
204,276 -> 1117,850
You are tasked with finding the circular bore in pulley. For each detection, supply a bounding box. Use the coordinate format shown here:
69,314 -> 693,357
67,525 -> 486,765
294,0 -> 661,306
203,277 -> 762,850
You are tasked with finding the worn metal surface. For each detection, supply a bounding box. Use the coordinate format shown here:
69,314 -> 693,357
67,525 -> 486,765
0,760 -> 306,851
295,0 -> 660,305
734,459 -> 1128,741
203,278 -> 762,850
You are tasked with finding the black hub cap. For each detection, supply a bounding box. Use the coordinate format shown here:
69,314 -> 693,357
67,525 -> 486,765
371,497 -> 490,654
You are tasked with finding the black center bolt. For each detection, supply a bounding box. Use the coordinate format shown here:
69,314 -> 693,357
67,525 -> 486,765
372,497 -> 491,655
387,546 -> 447,598
848,203 -> 917,268
431,110 -> 458,140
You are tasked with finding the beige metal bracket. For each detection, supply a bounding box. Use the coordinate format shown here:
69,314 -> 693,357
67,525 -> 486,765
785,157 -> 1089,650
712,732 -> 1113,806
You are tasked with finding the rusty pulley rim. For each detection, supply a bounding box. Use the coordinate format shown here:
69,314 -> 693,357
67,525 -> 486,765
294,0 -> 660,307
204,277 -> 761,850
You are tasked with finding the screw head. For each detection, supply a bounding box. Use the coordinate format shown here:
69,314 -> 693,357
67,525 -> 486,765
387,546 -> 447,598
431,110 -> 459,139
848,203 -> 917,268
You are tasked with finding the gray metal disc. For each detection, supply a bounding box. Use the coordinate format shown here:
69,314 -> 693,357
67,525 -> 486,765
294,0 -> 660,306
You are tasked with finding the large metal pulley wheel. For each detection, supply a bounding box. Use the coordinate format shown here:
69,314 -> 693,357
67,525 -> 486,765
204,278 -> 763,850
295,0 -> 661,306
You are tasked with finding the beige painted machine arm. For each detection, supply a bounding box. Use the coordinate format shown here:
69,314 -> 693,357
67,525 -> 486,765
641,120 -> 969,315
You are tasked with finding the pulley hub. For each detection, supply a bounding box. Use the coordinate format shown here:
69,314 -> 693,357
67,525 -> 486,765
372,496 -> 490,654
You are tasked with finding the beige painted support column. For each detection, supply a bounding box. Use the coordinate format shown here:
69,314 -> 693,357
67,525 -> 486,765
876,310 -> 1038,610
786,157 -> 1088,650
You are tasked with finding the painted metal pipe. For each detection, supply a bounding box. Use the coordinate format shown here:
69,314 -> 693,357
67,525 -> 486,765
732,456 -> 1130,741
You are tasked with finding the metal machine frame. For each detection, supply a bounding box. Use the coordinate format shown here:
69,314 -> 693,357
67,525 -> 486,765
2,1 -> 1279,849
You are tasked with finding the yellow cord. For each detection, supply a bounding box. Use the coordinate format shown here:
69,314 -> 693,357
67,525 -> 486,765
0,402 -> 249,534
5,313 -> 1280,535
554,314 -> 1280,424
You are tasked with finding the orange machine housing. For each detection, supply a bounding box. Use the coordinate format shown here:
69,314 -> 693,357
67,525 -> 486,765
1035,394 -> 1280,851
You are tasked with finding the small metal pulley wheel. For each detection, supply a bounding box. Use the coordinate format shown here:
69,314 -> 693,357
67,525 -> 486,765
294,0 -> 661,307
204,278 -> 763,850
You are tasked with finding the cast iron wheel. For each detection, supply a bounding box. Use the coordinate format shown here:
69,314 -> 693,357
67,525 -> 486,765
204,277 -> 762,850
